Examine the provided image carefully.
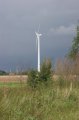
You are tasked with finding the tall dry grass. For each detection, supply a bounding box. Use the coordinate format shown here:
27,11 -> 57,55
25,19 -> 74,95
0,57 -> 79,120
0,79 -> 79,120
55,56 -> 79,81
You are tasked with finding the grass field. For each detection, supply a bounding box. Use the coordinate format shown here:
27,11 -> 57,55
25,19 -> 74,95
0,78 -> 79,120
0,82 -> 26,88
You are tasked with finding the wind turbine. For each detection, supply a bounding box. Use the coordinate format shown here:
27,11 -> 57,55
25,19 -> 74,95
35,27 -> 42,72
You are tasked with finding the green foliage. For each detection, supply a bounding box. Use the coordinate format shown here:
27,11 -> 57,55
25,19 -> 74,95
68,25 -> 79,59
58,76 -> 66,88
27,59 -> 52,88
68,92 -> 78,102
28,70 -> 39,88
39,59 -> 52,82
0,70 -> 8,75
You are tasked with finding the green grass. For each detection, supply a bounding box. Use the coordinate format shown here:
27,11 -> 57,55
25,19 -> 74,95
0,82 -> 26,88
0,80 -> 79,120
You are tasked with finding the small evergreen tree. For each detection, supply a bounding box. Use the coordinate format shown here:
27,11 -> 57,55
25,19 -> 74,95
27,59 -> 53,88
39,59 -> 52,82
28,70 -> 38,88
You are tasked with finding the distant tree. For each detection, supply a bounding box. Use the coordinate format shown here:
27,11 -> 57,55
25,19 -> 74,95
0,70 -> 8,75
68,25 -> 79,59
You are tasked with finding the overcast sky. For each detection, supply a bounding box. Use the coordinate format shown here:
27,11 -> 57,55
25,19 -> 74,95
0,0 -> 79,71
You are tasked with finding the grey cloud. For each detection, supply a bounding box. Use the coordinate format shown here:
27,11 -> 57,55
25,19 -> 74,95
48,24 -> 76,36
0,0 -> 79,71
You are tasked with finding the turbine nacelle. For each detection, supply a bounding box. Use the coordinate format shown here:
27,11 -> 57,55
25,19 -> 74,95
35,32 -> 42,38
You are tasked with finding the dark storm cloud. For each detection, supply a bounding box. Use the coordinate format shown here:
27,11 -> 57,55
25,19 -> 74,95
0,0 -> 79,71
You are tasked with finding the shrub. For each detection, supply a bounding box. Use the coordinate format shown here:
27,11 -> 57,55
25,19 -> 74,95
27,70 -> 39,88
39,59 -> 52,82
27,59 -> 53,88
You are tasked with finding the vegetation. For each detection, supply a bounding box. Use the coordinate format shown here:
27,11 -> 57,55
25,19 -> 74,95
39,59 -> 52,82
0,70 -> 8,76
27,59 -> 52,88
0,58 -> 78,120
0,79 -> 79,120
0,82 -> 26,88
68,25 -> 79,59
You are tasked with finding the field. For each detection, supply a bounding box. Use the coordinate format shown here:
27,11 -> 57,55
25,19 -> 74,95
0,75 -> 27,83
0,76 -> 79,120
0,75 -> 27,88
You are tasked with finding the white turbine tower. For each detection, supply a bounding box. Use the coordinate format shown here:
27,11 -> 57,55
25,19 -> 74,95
35,30 -> 42,72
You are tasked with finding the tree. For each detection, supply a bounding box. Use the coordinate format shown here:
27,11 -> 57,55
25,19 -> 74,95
28,70 -> 38,88
39,59 -> 52,82
27,59 -> 53,88
68,25 -> 79,59
0,70 -> 8,75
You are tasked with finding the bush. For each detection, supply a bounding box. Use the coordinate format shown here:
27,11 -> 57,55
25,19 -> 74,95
27,59 -> 53,88
27,70 -> 39,88
39,59 -> 52,82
